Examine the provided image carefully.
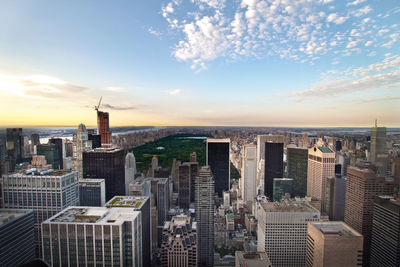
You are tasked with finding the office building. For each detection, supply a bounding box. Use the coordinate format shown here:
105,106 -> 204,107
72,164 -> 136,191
6,128 -> 24,172
206,138 -> 230,197
49,138 -> 64,169
306,221 -> 363,267
1,166 -> 79,256
83,147 -> 125,201
42,206 -> 142,266
105,196 -> 151,267
370,122 -> 388,176
0,209 -> 35,266
235,251 -> 272,267
161,214 -> 197,267
344,165 -> 394,266
88,129 -> 101,149
273,178 -> 293,201
37,143 -> 60,169
151,155 -> 158,177
79,178 -> 105,206
370,196 -> 400,267
178,163 -> 191,209
125,152 -> 137,195
287,146 -> 308,197
257,200 -> 320,267
325,176 -> 346,221
256,135 -> 284,198
72,124 -> 92,178
195,166 -> 215,267
307,146 -> 335,212
241,145 -> 257,205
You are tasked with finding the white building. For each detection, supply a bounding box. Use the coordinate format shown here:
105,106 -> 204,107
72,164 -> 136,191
72,124 -> 92,178
241,145 -> 257,206
257,200 -> 320,267
42,206 -> 142,267
307,146 -> 335,212
1,168 -> 79,256
125,152 -> 137,195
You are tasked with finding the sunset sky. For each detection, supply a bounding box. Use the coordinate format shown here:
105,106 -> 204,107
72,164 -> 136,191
0,0 -> 399,127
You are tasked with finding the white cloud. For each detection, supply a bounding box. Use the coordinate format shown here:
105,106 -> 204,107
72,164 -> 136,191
359,96 -> 400,103
382,33 -> 399,47
148,27 -> 162,37
105,87 -> 127,92
167,89 -> 185,95
364,40 -> 373,46
326,13 -> 347,24
347,0 -> 367,7
351,5 -> 373,17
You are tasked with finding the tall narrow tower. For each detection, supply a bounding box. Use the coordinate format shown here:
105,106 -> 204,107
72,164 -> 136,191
195,166 -> 214,267
95,97 -> 112,147
370,121 -> 387,176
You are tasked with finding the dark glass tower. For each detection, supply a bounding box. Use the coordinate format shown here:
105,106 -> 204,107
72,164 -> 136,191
264,142 -> 283,198
287,146 -> 308,197
49,138 -> 63,169
6,128 -> 23,171
83,147 -> 125,201
206,139 -> 230,197
36,143 -> 60,169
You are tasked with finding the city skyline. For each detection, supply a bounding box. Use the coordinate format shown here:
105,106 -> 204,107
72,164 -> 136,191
1,0 -> 399,127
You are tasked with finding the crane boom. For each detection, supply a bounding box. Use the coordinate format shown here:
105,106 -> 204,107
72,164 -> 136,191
95,96 -> 102,111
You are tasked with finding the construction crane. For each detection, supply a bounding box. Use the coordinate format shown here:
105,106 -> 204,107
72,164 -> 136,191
95,96 -> 102,111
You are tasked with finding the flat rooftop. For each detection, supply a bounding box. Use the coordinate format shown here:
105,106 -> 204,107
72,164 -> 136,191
79,178 -> 105,184
318,147 -> 333,153
0,209 -> 32,227
86,147 -> 123,153
236,251 -> 272,267
48,207 -> 140,224
311,221 -> 361,237
105,196 -> 148,209
261,200 -> 318,213
206,138 -> 230,143
9,169 -> 75,177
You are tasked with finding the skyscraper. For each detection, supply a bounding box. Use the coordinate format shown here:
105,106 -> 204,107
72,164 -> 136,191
257,200 -> 320,267
306,221 -> 363,267
307,146 -> 335,212
370,121 -> 387,176
206,138 -> 230,197
0,209 -> 35,266
42,207 -> 142,266
344,164 -> 394,266
125,152 -> 137,195
36,143 -> 60,169
178,163 -> 191,209
325,176 -> 346,221
105,196 -> 152,267
370,195 -> 400,267
241,145 -> 257,205
161,214 -> 197,267
189,161 -> 199,203
49,137 -> 64,169
6,128 -> 23,172
263,135 -> 284,198
1,166 -> 79,256
195,166 -> 214,267
72,123 -> 92,178
287,146 -> 308,197
97,110 -> 112,147
83,147 -> 125,201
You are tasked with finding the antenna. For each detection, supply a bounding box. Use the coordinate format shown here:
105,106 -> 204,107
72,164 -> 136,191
95,96 -> 102,111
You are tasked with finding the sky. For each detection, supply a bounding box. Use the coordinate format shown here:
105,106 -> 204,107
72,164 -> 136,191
0,0 -> 399,127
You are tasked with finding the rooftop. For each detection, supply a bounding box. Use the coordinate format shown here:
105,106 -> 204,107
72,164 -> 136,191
311,221 -> 361,237
79,178 -> 105,184
206,138 -> 230,143
318,147 -> 333,153
235,251 -> 272,267
9,169 -> 76,177
261,200 -> 319,213
105,196 -> 148,209
0,209 -> 32,227
48,207 -> 140,224
86,147 -> 123,153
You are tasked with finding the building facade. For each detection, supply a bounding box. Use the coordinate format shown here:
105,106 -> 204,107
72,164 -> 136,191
307,146 -> 335,212
257,200 -> 320,267
344,165 -> 394,266
0,209 -> 35,266
42,207 -> 142,266
1,168 -> 79,256
306,221 -> 363,267
72,124 -> 92,178
78,178 -> 106,206
206,139 -> 230,197
370,196 -> 400,267
6,128 -> 23,172
287,146 -> 308,197
37,143 -> 60,170
97,110 -> 112,147
178,163 -> 191,209
241,145 -> 257,205
325,176 -> 346,221
195,166 -> 214,267
370,122 -> 387,176
161,214 -> 197,267
83,147 -> 125,201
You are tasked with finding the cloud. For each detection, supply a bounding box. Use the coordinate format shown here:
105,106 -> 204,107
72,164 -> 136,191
101,104 -> 136,110
347,0 -> 367,7
104,86 -> 127,92
162,0 -> 400,71
167,89 -> 185,95
148,27 -> 162,37
359,96 -> 400,103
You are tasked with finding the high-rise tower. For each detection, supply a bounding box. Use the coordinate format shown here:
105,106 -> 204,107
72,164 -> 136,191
241,145 -> 257,205
206,138 -> 230,197
370,121 -> 387,176
95,97 -> 112,147
195,166 -> 214,267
